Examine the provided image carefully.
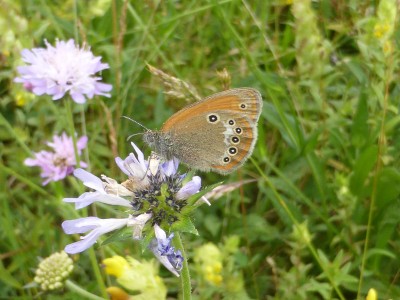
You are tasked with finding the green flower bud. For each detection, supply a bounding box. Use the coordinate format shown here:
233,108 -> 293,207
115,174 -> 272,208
34,251 -> 73,291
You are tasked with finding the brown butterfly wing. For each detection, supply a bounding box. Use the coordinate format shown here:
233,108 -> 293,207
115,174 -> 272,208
164,114 -> 227,172
210,114 -> 257,174
160,88 -> 263,174
161,88 -> 262,132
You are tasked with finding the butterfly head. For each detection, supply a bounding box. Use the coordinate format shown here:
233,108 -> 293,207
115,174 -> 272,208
143,130 -> 158,148
143,130 -> 174,160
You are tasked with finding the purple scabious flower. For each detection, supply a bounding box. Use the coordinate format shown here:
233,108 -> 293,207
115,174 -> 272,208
62,142 -> 205,275
14,39 -> 112,104
25,132 -> 87,185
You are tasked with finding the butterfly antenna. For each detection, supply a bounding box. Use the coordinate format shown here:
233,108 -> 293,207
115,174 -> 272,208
126,132 -> 144,141
121,116 -> 150,131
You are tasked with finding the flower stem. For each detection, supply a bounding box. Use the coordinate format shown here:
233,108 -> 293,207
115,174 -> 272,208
64,98 -> 81,168
88,248 -> 109,299
174,232 -> 192,300
80,107 -> 91,171
357,53 -> 393,299
65,279 -> 107,300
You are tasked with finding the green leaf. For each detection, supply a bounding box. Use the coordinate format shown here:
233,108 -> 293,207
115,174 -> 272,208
346,60 -> 367,84
203,214 -> 221,237
100,227 -> 133,246
261,102 -> 302,150
140,231 -> 155,252
349,145 -> 378,197
234,251 -> 249,268
306,151 -> 327,201
372,201 -> 400,269
367,247 -> 397,260
376,167 -> 400,205
351,90 -> 369,147
0,261 -> 21,289
384,114 -> 400,133
171,215 -> 198,235
303,129 -> 322,154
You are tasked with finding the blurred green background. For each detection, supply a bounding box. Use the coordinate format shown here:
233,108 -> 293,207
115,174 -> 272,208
1,0 -> 400,299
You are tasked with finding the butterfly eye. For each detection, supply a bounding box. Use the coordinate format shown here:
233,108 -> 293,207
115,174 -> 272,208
231,136 -> 240,144
223,157 -> 230,163
235,127 -> 243,135
207,114 -> 220,123
228,147 -> 238,156
239,103 -> 247,109
228,119 -> 235,126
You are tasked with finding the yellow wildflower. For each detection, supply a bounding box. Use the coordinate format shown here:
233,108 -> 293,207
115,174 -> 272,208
383,41 -> 394,55
103,256 -> 130,278
194,243 -> 224,286
103,256 -> 166,300
366,288 -> 378,300
373,23 -> 391,39
106,286 -> 130,300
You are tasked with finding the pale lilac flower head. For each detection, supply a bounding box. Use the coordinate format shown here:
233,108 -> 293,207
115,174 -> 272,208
62,142 -> 204,275
15,39 -> 112,104
25,132 -> 87,185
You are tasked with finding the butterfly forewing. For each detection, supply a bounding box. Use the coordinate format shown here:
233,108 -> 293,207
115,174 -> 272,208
161,88 -> 262,132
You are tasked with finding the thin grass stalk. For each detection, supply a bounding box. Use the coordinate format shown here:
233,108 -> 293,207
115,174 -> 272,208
114,0 -> 128,137
87,248 -> 109,299
64,99 -> 80,168
80,107 -> 91,171
357,54 -> 393,300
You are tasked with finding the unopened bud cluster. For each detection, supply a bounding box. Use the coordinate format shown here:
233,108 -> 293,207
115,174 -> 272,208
34,251 -> 73,291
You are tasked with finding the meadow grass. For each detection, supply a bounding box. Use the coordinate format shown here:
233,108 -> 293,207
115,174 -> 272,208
1,0 -> 400,299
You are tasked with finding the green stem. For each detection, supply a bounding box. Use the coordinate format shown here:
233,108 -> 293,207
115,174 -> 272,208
75,205 -> 107,298
72,0 -> 79,42
64,99 -> 81,168
65,100 -> 105,296
65,279 -> 106,300
174,232 -> 192,300
87,248 -> 109,299
80,107 -> 91,171
357,59 -> 392,299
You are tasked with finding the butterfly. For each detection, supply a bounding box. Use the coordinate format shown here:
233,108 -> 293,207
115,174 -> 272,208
143,88 -> 263,174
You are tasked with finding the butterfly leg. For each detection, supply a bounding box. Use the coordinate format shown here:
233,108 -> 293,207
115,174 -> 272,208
147,151 -> 162,176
